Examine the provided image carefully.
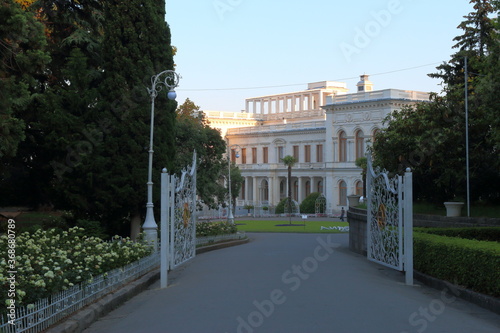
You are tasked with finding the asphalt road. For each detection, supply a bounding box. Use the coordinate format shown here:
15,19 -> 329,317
83,233 -> 500,333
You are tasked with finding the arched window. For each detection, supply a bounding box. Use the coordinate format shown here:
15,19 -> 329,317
339,180 -> 347,206
262,180 -> 269,201
339,131 -> 347,162
355,180 -> 363,196
317,180 -> 323,194
294,181 -> 298,201
305,181 -> 311,197
355,130 -> 364,159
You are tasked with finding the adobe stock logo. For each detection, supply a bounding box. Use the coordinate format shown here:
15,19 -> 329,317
213,0 -> 243,21
340,0 -> 411,63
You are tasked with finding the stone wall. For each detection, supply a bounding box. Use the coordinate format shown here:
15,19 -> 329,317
346,208 -> 500,256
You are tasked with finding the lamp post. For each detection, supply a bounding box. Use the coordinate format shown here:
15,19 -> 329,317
143,70 -> 180,249
227,142 -> 241,224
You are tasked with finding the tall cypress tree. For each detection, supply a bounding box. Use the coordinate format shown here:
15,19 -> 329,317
78,0 -> 177,236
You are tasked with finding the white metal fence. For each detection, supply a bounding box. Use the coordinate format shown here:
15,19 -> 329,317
0,251 -> 160,333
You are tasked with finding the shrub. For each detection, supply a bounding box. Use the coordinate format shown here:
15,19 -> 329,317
275,198 -> 289,214
299,192 -> 321,214
413,232 -> 500,297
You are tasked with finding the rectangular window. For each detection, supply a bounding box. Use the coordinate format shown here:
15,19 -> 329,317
316,144 -> 323,162
263,147 -> 268,163
305,145 -> 311,163
241,148 -> 246,164
252,148 -> 257,164
293,145 -> 299,161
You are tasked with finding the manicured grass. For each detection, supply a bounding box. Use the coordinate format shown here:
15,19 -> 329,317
235,220 -> 349,233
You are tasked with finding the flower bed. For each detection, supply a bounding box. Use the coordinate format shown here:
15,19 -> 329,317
196,221 -> 237,237
0,227 -> 153,309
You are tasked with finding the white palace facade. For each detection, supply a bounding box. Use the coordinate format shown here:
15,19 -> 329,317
204,75 -> 429,215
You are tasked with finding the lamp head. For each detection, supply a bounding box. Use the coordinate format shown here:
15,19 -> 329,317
167,90 -> 177,100
235,153 -> 240,158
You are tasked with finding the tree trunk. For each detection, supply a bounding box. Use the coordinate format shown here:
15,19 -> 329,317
130,212 -> 142,240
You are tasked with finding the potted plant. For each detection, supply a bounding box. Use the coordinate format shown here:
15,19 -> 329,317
262,206 -> 269,215
243,204 -> 254,217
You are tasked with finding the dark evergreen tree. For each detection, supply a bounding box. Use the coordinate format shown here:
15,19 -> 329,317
74,0 -> 177,236
0,0 -> 50,205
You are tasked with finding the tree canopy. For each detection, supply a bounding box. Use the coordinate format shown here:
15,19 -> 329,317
175,98 -> 228,208
373,0 -> 500,204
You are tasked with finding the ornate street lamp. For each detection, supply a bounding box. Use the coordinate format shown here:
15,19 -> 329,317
143,70 -> 180,249
227,142 -> 241,224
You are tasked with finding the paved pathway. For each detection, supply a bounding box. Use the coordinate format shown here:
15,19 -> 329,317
84,233 -> 499,333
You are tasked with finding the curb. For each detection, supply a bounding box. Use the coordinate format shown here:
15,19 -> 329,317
414,270 -> 500,316
196,237 -> 250,254
46,238 -> 250,333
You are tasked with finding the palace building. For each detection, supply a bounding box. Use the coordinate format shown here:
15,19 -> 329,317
204,75 -> 429,215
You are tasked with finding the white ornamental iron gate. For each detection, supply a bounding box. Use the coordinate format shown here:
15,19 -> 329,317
366,152 -> 413,285
160,151 -> 197,288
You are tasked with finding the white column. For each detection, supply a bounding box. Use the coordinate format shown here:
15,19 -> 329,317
245,177 -> 250,203
261,99 -> 265,114
273,176 -> 281,206
252,177 -> 258,204
325,108 -> 334,166
298,177 -> 303,203
347,139 -> 354,162
325,173 -> 335,214
246,100 -> 250,113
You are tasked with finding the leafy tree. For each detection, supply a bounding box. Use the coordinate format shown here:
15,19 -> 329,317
282,155 -> 296,224
372,95 -> 466,202
175,98 -> 227,208
230,162 -> 243,212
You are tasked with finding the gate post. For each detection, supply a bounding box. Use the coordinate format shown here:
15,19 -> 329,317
160,168 -> 170,289
404,168 -> 413,285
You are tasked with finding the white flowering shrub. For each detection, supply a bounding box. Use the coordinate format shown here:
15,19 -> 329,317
0,227 -> 153,308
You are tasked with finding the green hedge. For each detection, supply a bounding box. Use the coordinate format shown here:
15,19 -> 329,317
414,227 -> 500,242
414,232 -> 500,297
299,192 -> 322,214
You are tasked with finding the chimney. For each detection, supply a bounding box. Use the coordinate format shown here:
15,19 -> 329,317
356,74 -> 373,92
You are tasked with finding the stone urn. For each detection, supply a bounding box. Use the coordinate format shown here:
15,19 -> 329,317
347,195 -> 361,207
444,202 -> 464,217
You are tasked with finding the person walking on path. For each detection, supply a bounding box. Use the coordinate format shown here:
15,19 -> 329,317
340,207 -> 345,221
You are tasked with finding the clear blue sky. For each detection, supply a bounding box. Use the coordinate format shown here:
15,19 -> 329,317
166,0 -> 474,111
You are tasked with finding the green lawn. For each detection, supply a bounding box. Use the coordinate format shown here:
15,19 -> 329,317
235,220 -> 349,233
